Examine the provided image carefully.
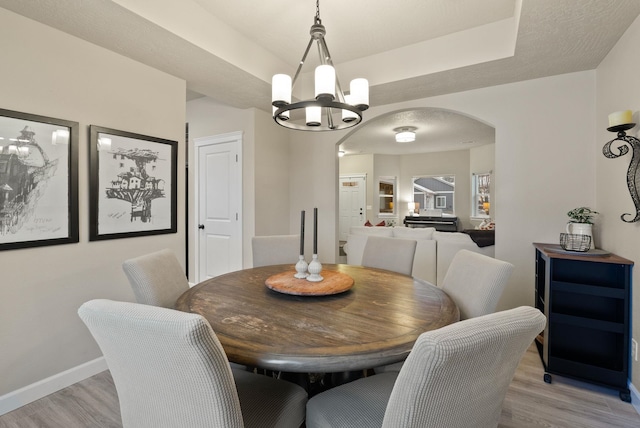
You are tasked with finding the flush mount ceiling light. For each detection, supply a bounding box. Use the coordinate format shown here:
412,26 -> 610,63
394,127 -> 417,143
271,0 -> 369,131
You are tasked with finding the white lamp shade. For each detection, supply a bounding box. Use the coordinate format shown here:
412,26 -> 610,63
350,78 -> 369,108
315,65 -> 335,99
396,131 -> 416,143
18,146 -> 29,156
272,74 -> 292,106
342,95 -> 358,123
306,106 -> 321,126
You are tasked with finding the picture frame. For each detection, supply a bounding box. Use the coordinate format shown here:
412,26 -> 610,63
0,108 -> 79,251
89,126 -> 177,241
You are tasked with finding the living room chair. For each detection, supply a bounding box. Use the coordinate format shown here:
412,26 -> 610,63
441,249 -> 514,320
122,248 -> 188,308
78,299 -> 307,428
361,235 -> 417,276
306,306 -> 545,428
252,234 -> 301,267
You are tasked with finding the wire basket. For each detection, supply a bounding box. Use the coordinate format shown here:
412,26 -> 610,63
559,233 -> 591,252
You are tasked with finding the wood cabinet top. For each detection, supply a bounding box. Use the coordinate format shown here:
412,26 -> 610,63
533,243 -> 634,265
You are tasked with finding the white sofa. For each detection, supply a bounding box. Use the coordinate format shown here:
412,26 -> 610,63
343,226 -> 495,286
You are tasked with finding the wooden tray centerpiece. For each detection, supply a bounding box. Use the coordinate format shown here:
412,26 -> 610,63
265,270 -> 354,296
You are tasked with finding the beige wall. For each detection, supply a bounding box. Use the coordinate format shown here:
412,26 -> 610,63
186,98 -> 255,274
0,8 -> 186,396
289,70 -> 597,319
186,99 -> 291,272
253,111 -> 291,237
596,14 -> 640,387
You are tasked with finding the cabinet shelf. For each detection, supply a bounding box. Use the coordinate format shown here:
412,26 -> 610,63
551,281 -> 625,298
533,243 -> 633,401
551,291 -> 625,324
551,313 -> 624,333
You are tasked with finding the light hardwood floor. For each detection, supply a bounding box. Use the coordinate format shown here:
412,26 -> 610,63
1,344 -> 639,427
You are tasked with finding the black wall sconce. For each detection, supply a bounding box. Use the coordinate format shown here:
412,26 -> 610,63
603,110 -> 640,222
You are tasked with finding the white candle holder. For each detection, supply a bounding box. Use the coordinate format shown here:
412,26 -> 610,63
306,254 -> 323,282
294,255 -> 309,279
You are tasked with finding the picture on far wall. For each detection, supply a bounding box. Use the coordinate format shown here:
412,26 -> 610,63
89,125 -> 177,241
0,108 -> 79,251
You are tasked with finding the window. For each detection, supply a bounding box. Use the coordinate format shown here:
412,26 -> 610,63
378,176 -> 396,217
412,175 -> 455,215
472,172 -> 491,218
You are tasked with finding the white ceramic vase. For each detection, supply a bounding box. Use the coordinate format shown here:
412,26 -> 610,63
307,254 -> 323,282
294,255 -> 308,279
566,222 -> 595,249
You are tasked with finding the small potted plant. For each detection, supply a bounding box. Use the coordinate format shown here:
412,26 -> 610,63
567,207 -> 598,224
566,207 -> 598,249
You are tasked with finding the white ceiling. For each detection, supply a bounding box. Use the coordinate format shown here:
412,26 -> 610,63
340,109 -> 495,156
1,0 -> 638,154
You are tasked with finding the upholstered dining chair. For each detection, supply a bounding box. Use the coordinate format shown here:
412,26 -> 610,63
361,236 -> 417,276
78,299 -> 307,428
440,249 -> 514,320
252,234 -> 301,267
306,306 -> 545,428
377,248 -> 513,374
122,248 -> 188,308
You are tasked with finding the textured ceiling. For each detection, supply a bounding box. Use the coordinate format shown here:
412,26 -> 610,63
1,0 -> 639,154
340,109 -> 495,156
192,0 -> 516,66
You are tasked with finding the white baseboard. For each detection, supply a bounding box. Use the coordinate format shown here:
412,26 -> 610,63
0,357 -> 107,416
631,382 -> 640,416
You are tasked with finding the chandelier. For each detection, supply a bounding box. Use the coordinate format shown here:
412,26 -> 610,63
271,0 -> 369,131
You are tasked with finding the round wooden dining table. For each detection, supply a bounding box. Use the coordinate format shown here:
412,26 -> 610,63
175,264 -> 459,373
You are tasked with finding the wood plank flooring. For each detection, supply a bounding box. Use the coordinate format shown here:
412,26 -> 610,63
1,344 -> 639,427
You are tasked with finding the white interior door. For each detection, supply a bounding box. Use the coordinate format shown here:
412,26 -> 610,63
339,175 -> 366,241
195,132 -> 242,282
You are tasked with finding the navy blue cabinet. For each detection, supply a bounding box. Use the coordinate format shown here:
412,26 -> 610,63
533,243 -> 633,402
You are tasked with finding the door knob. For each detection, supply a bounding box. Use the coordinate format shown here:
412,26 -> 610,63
198,224 -> 205,229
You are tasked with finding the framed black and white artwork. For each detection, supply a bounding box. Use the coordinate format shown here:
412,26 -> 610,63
89,126 -> 177,241
0,108 -> 79,251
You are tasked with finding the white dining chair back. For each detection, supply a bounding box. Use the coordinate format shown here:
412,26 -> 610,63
361,235 -> 417,276
122,248 -> 188,308
252,234 -> 300,267
306,306 -> 546,428
440,249 -> 514,320
78,299 -> 307,428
